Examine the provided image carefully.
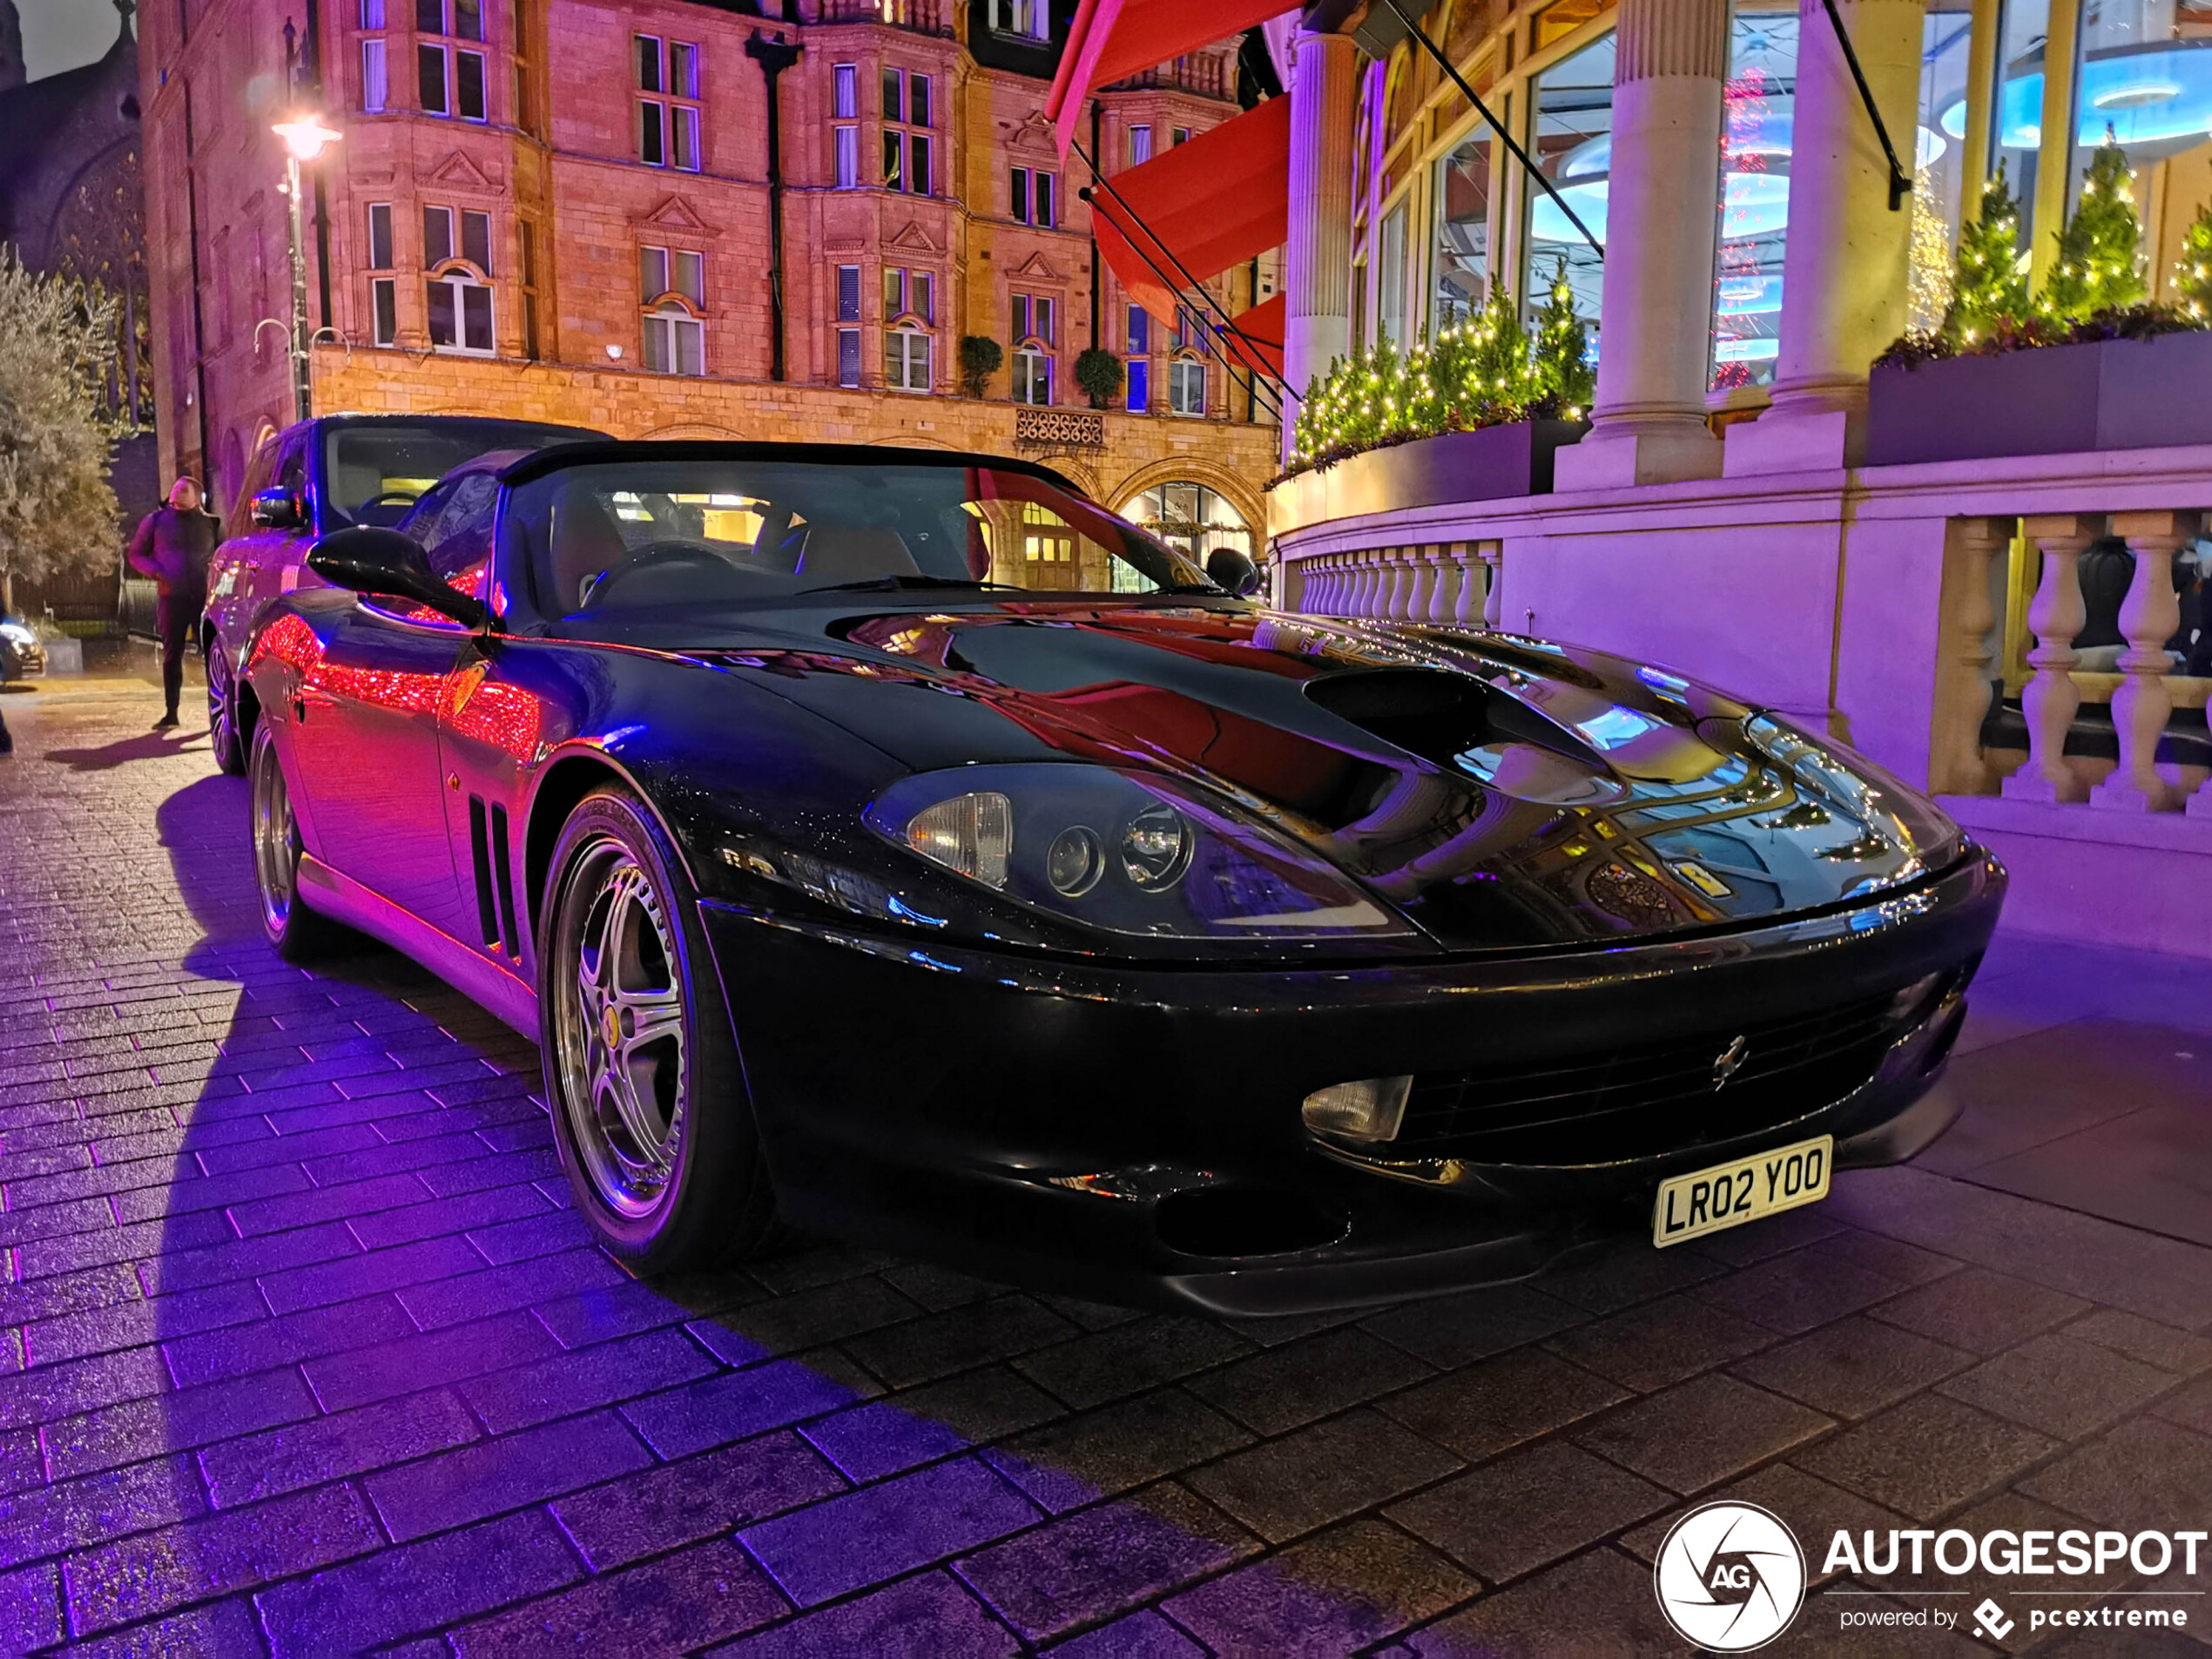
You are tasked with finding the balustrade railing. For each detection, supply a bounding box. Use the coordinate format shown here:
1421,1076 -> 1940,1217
1289,541 -> 1501,628
1944,509 -> 2212,819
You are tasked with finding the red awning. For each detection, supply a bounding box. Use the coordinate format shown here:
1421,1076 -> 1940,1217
1047,0 -> 1293,155
1089,97 -> 1290,361
1222,293 -> 1285,381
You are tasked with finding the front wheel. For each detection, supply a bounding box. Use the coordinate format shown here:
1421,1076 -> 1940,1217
541,787 -> 779,1271
207,641 -> 246,775
249,722 -> 346,961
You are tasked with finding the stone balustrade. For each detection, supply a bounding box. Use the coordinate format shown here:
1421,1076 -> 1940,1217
1288,541 -> 1501,628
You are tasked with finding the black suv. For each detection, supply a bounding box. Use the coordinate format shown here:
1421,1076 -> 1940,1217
202,413 -> 605,772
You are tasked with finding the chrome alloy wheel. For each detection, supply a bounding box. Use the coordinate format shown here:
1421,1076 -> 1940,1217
208,647 -> 238,759
553,839 -> 690,1217
252,738 -> 300,934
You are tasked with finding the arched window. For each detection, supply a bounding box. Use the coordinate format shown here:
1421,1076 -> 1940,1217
640,246 -> 706,375
425,205 -> 495,355
1119,482 -> 1251,567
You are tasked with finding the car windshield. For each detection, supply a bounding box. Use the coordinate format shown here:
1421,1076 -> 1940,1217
508,457 -> 1218,617
323,422 -> 597,529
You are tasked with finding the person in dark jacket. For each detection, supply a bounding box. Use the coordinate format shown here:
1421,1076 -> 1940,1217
126,478 -> 219,730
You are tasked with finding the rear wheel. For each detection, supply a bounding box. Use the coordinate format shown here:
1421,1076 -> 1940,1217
250,722 -> 345,961
206,641 -> 246,775
541,787 -> 779,1271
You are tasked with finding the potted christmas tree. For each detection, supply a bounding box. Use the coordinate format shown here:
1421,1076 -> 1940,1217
1866,143 -> 2212,463
1269,263 -> 1592,523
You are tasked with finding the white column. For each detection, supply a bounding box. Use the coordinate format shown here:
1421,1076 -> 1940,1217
1477,542 -> 1504,627
1430,552 -> 1461,624
2091,511 -> 2196,812
1552,0 -> 1730,491
1406,549 -> 1437,624
2002,516 -> 2099,806
1282,29 -> 1357,462
1729,0 -> 1927,475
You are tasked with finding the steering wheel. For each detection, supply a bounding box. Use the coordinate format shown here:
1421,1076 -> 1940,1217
353,489 -> 421,526
582,541 -> 760,606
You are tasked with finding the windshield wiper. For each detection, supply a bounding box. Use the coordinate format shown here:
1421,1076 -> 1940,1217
800,575 -> 1025,594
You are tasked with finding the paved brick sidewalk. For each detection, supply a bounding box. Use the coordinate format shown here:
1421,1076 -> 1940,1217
1,683 -> 2209,1656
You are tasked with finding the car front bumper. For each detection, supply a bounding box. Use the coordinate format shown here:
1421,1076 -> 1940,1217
698,848 -> 2005,1314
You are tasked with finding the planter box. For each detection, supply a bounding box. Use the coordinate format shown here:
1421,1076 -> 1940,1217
1266,420 -> 1588,534
1866,329 -> 2212,466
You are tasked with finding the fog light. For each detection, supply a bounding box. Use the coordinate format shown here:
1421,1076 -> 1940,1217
1046,826 -> 1105,896
1302,1076 -> 1413,1144
906,792 -> 1013,888
1887,971 -> 1945,1022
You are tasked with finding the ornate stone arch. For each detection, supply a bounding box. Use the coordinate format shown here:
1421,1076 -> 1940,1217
1103,454 -> 1265,547
866,434 -> 957,450
641,421 -> 745,440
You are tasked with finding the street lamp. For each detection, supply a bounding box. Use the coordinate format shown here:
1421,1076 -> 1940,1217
272,114 -> 341,423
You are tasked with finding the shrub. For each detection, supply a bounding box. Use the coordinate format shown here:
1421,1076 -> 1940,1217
957,335 -> 1002,399
1074,347 -> 1124,409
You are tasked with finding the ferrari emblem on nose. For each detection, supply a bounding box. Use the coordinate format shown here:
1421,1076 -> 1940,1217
1712,1035 -> 1750,1089
602,1005 -> 623,1049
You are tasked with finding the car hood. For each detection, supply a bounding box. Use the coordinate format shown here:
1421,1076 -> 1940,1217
591,599 -> 1956,950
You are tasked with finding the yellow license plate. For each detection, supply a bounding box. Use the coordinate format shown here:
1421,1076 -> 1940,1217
1652,1134 -> 1832,1248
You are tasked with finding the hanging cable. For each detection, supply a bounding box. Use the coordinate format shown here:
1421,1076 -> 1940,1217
1376,0 -> 1605,258
1070,136 -> 1285,421
1820,0 -> 1913,209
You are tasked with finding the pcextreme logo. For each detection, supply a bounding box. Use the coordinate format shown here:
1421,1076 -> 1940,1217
1653,1501 -> 1808,1650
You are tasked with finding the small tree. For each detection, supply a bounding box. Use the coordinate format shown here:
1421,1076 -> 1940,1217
2044,132 -> 2146,320
1073,347 -> 1124,410
957,334 -> 1003,399
2174,201 -> 2212,323
0,248 -> 120,616
1940,162 -> 2030,344
1529,258 -> 1594,412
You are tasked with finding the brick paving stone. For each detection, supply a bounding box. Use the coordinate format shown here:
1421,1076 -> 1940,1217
456,1325 -> 718,1433
395,1246 -> 631,1330
0,1561 -> 62,1654
954,1480 -> 1259,1643
1617,1460 -> 1908,1587
1571,1371 -> 1833,1494
1692,1248 -> 1909,1336
0,1454 -> 207,1568
2153,1372 -> 2212,1435
1359,1283 -> 1587,1369
1180,1326 -> 1433,1436
198,1387 -> 482,1507
162,1291 -> 420,1387
1534,1237 -> 1728,1313
1796,1392 -> 2060,1521
621,1358 -> 860,1460
0,1345 -> 172,1434
1405,1546 -> 1680,1656
45,1599 -> 262,1659
22,1278 -> 266,1367
1865,1265 -> 2093,1354
1014,1316 -> 1256,1410
302,1310 -> 565,1412
880,1366 -> 1069,1443
840,1294 -> 1080,1390
2017,1414 -> 2212,1532
448,1538 -> 789,1656
1377,1345 -> 1629,1462
1163,1517 -> 1476,1657
1730,1313 -> 1976,1421
1185,1408 -> 1462,1545
1937,1331 -> 2179,1439
2063,1308 -> 2212,1375
61,1480 -> 382,1634
981,1387 -> 1252,1514
550,1433 -> 848,1570
800,1397 -> 974,1484
1541,1291 -> 1777,1393
704,1571 -> 1019,1658
530,1277 -> 705,1350
41,1365 -> 318,1480
253,1507 -> 585,1656
1386,1440 -> 1672,1583
362,1408 -> 652,1541
347,1183 -> 552,1250
1049,1608 -> 1206,1658
691,1275 -> 924,1362
133,1220 -> 361,1296
741,1454 -> 1042,1607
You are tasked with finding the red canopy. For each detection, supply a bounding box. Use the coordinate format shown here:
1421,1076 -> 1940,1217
1222,293 -> 1285,381
1047,0 -> 1292,155
1089,97 -> 1290,365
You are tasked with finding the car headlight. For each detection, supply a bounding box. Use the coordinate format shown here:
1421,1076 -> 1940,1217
0,623 -> 34,647
1742,714 -> 1964,867
867,764 -> 1421,942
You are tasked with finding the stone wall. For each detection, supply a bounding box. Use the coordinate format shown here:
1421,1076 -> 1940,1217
308,345 -> 1277,531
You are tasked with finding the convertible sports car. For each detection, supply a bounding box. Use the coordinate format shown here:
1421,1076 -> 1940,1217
237,440 -> 2004,1313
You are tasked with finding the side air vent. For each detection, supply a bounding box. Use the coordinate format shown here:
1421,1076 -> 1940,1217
468,797 -> 500,950
489,804 -> 520,960
1304,668 -> 1591,768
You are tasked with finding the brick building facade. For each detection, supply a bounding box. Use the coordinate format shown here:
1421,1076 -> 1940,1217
138,0 -> 1279,544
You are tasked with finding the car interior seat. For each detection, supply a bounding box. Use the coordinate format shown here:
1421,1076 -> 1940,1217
793,527 -> 921,587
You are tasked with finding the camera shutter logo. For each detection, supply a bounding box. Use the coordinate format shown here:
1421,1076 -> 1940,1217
1653,1501 -> 1806,1650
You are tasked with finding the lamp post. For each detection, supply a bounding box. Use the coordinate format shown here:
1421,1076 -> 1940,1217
271,114 -> 341,423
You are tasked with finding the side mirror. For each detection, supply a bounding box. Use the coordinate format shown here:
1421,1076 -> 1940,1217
1205,548 -> 1261,597
251,487 -> 306,531
307,527 -> 490,630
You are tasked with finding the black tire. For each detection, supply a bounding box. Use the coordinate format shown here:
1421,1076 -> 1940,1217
539,786 -> 779,1271
249,721 -> 347,961
207,641 -> 247,775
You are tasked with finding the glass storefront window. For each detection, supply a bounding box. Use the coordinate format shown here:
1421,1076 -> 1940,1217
1117,482 -> 1252,579
1524,31 -> 1613,351
1911,3 -> 1977,331
1377,204 -> 1408,344
1433,128 -> 1494,324
1711,7 -> 1797,391
1952,0 -> 2052,260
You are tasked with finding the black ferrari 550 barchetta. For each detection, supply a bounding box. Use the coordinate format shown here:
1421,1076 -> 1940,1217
237,440 -> 2003,1313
